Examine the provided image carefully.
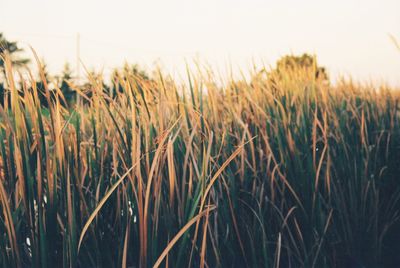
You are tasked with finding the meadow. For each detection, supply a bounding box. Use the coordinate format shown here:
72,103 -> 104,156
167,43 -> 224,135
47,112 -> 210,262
0,53 -> 400,267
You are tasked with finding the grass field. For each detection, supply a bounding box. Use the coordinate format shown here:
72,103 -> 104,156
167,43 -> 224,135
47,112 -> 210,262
1,53 -> 400,267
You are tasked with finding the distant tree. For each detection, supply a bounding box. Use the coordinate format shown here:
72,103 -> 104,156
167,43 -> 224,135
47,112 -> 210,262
250,53 -> 329,94
58,63 -> 76,106
0,33 -> 30,69
129,63 -> 150,81
273,53 -> 328,81
109,63 -> 152,98
0,33 -> 30,105
80,70 -> 110,105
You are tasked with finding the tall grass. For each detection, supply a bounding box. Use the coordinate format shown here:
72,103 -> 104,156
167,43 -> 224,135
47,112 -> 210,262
0,52 -> 400,267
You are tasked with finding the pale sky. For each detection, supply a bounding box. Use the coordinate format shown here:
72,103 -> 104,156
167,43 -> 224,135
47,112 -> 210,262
1,0 -> 400,85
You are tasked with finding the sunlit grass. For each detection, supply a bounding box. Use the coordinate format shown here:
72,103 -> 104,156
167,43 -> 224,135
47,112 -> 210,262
0,52 -> 400,267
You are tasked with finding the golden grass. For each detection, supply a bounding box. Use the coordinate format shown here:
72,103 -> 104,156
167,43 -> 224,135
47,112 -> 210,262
0,52 -> 400,267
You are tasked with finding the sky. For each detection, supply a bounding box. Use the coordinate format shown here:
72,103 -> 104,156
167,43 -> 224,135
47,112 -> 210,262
1,0 -> 400,85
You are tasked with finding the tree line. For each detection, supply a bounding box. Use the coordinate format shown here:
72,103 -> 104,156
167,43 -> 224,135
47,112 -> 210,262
0,32 -> 329,108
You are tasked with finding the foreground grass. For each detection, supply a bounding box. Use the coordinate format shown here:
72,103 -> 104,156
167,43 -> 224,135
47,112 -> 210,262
0,54 -> 400,267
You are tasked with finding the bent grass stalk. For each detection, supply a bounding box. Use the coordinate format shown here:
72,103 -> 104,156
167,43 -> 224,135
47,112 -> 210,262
0,51 -> 399,267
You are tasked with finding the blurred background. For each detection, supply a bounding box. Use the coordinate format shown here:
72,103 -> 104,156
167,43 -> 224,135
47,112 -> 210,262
1,0 -> 400,85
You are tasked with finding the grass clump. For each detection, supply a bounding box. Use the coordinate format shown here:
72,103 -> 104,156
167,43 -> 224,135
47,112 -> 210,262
0,52 -> 400,267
